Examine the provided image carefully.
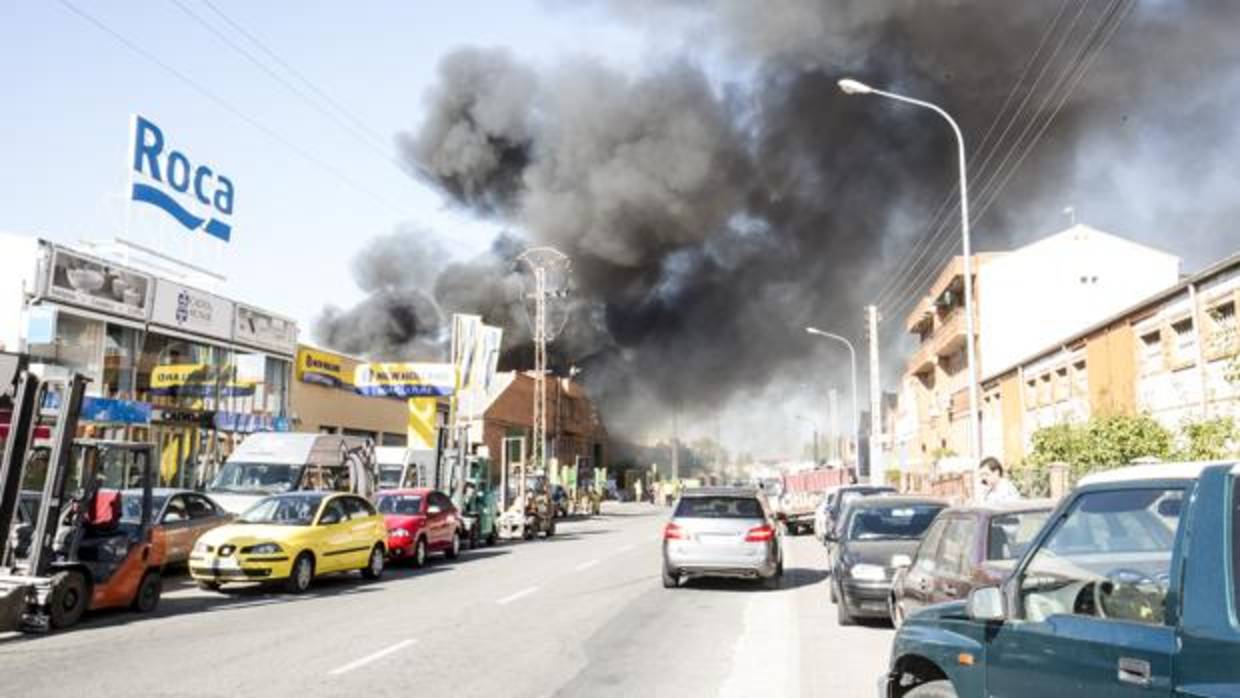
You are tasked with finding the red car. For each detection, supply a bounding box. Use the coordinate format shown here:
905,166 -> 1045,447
376,488 -> 462,567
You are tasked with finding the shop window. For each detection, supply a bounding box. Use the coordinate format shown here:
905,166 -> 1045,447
27,313 -> 105,391
264,356 -> 290,416
103,324 -> 141,399
136,332 -> 222,408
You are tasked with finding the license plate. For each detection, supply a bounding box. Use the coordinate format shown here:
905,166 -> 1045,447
215,557 -> 239,571
700,533 -> 738,545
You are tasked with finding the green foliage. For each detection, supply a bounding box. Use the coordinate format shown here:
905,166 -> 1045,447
1177,417 -> 1238,460
1025,414 -> 1173,491
884,468 -> 902,488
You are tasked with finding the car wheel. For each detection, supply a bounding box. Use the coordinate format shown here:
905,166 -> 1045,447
829,578 -> 838,603
905,680 -> 957,697
486,529 -> 498,547
48,570 -> 89,629
662,565 -> 679,589
890,596 -> 906,629
836,584 -> 856,626
546,520 -> 556,538
763,568 -> 783,591
131,571 -> 161,613
285,553 -> 314,594
413,538 -> 428,568
446,532 -> 461,559
196,580 -> 221,592
361,545 -> 385,580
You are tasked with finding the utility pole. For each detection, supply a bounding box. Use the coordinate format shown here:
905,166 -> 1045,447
866,305 -> 882,484
517,247 -> 571,489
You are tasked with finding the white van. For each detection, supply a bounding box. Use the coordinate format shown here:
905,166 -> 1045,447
206,433 -> 377,514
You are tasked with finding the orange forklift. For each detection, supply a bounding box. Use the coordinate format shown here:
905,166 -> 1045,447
0,367 -> 164,632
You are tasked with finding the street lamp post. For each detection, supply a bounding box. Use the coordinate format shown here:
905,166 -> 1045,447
805,327 -> 860,473
837,78 -> 981,463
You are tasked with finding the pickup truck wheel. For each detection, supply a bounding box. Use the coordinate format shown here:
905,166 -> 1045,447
285,553 -> 315,594
905,680 -> 957,697
131,571 -> 161,613
446,532 -> 461,559
49,570 -> 89,629
361,545 -> 385,580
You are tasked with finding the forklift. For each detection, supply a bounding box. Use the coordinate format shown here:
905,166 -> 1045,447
0,369 -> 164,632
458,455 -> 499,548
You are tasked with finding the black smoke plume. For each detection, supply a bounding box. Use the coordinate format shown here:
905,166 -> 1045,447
321,1 -> 1240,440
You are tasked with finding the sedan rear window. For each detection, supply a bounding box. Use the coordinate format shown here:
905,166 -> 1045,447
675,496 -> 763,519
847,504 -> 944,541
987,510 -> 1051,560
378,495 -> 423,515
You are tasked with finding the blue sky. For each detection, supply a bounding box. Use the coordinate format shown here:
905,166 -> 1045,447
0,1 -> 645,330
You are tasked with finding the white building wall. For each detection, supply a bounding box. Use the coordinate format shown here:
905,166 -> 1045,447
0,233 -> 42,352
979,224 -> 1180,377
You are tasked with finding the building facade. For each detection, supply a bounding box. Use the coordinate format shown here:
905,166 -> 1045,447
0,234 -> 298,487
895,225 -> 1181,473
289,344 -> 415,447
982,252 -> 1240,465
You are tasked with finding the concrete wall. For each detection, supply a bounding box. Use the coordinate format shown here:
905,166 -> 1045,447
978,225 -> 1180,377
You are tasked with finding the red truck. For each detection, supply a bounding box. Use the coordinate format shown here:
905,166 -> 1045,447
772,467 -> 851,535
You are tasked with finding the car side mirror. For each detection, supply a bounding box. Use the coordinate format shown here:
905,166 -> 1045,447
967,586 -> 1006,622
428,505 -> 442,515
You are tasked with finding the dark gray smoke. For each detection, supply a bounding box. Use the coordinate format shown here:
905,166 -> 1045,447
325,1 -> 1240,438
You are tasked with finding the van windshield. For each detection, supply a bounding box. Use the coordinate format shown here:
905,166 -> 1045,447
209,462 -> 303,494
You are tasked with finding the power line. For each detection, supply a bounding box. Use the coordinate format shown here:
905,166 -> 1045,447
878,0 -> 1131,318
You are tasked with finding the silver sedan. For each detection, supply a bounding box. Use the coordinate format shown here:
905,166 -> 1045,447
661,487 -> 784,589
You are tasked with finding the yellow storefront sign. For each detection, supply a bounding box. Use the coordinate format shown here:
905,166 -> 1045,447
407,398 -> 438,449
297,347 -> 351,388
151,363 -> 210,390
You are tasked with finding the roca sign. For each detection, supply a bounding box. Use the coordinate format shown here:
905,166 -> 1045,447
130,115 -> 234,243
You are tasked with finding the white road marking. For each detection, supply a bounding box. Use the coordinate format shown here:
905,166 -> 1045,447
618,544 -> 636,553
328,638 -> 417,676
575,559 -> 599,571
496,586 -> 539,605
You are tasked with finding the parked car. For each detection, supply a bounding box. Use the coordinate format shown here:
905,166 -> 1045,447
662,487 -> 783,590
888,499 -> 1053,627
119,488 -> 233,565
376,488 -> 462,567
881,462 -> 1235,698
189,492 -> 386,593
829,495 -> 945,625
823,484 -> 897,567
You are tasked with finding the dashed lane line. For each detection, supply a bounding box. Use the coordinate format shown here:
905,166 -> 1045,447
328,638 -> 417,676
496,586 -> 539,605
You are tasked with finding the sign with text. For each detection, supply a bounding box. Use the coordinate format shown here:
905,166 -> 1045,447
234,304 -> 297,356
296,347 -> 351,388
150,279 -> 234,340
130,115 -> 235,242
354,362 -> 455,398
43,246 -> 152,321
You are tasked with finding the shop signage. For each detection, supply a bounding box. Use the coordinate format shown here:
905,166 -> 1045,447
43,246 -> 152,321
81,397 -> 151,425
234,304 -> 297,355
213,411 -> 290,433
151,279 -> 234,340
150,363 -> 255,397
151,407 -> 216,429
130,115 -> 234,242
354,362 -> 455,398
407,398 -> 438,449
297,347 -> 351,388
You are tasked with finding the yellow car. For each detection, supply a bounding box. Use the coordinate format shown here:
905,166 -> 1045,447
189,491 -> 387,593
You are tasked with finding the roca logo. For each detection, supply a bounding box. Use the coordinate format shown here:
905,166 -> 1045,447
130,115 -> 234,242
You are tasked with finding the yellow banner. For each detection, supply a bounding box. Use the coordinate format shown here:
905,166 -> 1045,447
407,398 -> 438,449
151,363 -> 210,389
296,347 -> 351,388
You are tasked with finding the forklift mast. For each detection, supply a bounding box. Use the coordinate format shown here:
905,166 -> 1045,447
0,370 -> 38,567
25,375 -> 88,578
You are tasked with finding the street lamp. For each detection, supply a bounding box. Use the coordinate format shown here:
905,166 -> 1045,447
805,327 -> 860,473
837,77 -> 981,463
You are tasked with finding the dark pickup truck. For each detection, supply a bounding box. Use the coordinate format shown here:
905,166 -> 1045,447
882,461 -> 1240,698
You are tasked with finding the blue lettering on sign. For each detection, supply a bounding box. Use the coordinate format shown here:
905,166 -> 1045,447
130,115 -> 234,242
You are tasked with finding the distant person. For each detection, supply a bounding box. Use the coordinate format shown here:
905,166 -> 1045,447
978,457 -> 1021,504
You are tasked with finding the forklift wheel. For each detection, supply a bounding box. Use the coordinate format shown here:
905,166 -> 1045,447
49,570 -> 89,629
486,530 -> 498,547
132,571 -> 161,613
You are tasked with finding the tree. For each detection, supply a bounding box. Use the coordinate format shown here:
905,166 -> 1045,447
1021,415 -> 1174,495
1177,417 -> 1238,460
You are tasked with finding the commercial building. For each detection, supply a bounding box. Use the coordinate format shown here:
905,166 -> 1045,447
892,225 -> 1181,473
0,233 -> 298,487
981,251 -> 1240,465
289,343 -> 416,446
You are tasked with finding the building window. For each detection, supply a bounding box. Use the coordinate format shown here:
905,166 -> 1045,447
1039,374 -> 1053,406
1207,301 -> 1238,357
1025,379 -> 1037,407
27,312 -> 105,392
103,324 -> 141,399
1140,330 -> 1163,375
1054,367 -> 1069,403
136,333 -> 222,409
1072,360 -> 1088,397
1172,318 -> 1197,367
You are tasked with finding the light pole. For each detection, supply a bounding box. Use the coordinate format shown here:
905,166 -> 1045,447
805,327 -> 860,472
838,77 -> 981,463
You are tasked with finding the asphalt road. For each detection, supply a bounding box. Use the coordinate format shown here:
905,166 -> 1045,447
0,503 -> 892,697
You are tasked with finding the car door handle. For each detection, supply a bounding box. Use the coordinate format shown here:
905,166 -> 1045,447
1117,658 -> 1151,687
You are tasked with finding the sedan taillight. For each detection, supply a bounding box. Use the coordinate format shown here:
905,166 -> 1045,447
744,525 -> 775,542
663,522 -> 687,540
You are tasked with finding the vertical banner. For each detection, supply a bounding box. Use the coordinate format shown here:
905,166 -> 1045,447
451,314 -> 483,390
471,324 -> 504,394
407,398 -> 438,449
